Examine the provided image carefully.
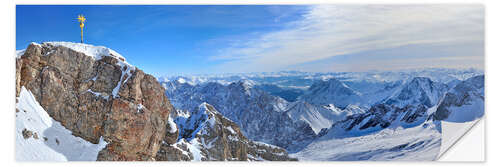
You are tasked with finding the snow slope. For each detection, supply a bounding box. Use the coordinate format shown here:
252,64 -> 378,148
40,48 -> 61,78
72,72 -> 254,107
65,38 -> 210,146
285,101 -> 338,134
384,77 -> 448,108
16,87 -> 108,161
290,121 -> 441,161
445,98 -> 484,122
285,102 -> 362,134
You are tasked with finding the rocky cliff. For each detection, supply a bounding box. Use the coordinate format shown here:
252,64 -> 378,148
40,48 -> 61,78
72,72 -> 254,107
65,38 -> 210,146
16,42 -> 176,160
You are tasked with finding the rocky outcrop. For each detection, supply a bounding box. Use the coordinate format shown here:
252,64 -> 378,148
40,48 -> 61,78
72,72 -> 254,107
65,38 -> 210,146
16,42 -> 176,161
156,103 -> 297,161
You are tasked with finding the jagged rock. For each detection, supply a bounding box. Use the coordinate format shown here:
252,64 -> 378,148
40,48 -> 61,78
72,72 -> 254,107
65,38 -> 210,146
156,140 -> 193,161
15,56 -> 23,97
33,132 -> 39,139
247,141 -> 297,161
156,102 -> 296,161
22,128 -> 33,139
164,116 -> 179,145
16,42 -> 176,161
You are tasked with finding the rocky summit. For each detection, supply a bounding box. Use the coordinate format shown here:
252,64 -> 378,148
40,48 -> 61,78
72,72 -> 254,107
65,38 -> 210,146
16,42 -> 175,160
15,42 -> 294,161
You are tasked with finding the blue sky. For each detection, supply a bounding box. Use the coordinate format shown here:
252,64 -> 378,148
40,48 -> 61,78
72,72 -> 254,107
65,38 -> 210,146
16,5 -> 484,76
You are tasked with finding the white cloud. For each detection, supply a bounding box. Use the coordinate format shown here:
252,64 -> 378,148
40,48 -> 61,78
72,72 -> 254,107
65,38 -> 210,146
211,5 -> 484,73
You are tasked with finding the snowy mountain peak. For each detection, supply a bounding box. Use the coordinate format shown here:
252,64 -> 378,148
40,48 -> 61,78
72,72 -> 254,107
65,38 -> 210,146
235,79 -> 257,89
175,102 -> 217,141
300,78 -> 363,108
177,78 -> 188,84
385,77 -> 447,108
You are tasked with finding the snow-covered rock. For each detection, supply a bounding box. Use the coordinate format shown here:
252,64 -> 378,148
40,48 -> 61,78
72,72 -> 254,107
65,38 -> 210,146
384,77 -> 448,108
299,78 -> 364,108
433,75 -> 484,122
156,102 -> 296,161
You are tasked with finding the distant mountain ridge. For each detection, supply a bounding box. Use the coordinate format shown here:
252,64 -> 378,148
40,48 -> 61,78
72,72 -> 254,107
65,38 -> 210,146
163,68 -> 484,160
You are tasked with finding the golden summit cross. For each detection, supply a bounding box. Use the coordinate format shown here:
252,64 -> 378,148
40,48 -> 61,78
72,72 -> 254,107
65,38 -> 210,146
77,14 -> 86,43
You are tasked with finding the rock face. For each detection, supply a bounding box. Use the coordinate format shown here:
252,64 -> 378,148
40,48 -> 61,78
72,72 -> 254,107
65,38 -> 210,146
16,42 -> 176,161
156,103 -> 296,161
433,75 -> 485,122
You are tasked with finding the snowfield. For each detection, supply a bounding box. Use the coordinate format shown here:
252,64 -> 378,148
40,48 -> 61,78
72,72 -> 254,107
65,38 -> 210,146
290,122 -> 441,161
445,98 -> 484,122
16,87 -> 108,161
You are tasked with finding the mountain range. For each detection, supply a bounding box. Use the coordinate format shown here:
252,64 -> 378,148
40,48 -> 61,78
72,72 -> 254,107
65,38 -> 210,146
162,66 -> 484,160
16,42 -> 485,161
